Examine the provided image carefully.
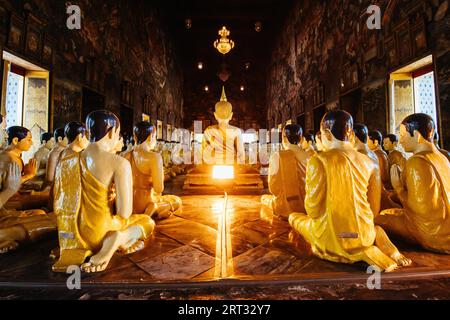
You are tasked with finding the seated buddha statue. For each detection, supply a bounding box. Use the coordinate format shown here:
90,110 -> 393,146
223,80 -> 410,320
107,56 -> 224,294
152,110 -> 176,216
289,110 -> 411,272
45,128 -> 68,187
376,114 -> 450,254
383,134 -> 407,172
0,162 -> 56,254
261,124 -> 308,219
433,132 -> 450,162
123,121 -> 182,220
52,110 -> 155,273
300,132 -> 317,159
0,126 -> 38,184
33,132 -> 55,178
202,87 -> 245,166
368,130 -> 391,190
0,114 -> 7,150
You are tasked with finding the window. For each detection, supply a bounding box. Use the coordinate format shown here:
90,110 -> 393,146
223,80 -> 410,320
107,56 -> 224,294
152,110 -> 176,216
389,55 -> 438,134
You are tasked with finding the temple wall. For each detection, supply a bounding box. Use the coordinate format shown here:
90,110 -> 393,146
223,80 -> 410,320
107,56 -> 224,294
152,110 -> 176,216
0,0 -> 183,139
267,0 -> 450,149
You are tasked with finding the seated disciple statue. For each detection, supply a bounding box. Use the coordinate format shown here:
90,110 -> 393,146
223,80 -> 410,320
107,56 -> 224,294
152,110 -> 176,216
52,111 -> 155,273
383,134 -> 407,172
0,162 -> 56,254
261,124 -> 308,219
353,124 -> 379,164
368,130 -> 391,190
376,114 -> 450,254
123,121 -> 182,220
289,110 -> 411,272
434,132 -> 450,163
300,132 -> 317,159
202,87 -> 245,166
33,132 -> 55,178
0,126 -> 38,184
45,128 -> 68,187
59,122 -> 89,159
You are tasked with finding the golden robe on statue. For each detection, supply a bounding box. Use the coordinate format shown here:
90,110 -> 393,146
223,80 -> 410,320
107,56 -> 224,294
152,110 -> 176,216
123,151 -> 181,217
377,151 -> 450,254
52,153 -> 154,271
261,149 -> 307,219
289,148 -> 398,270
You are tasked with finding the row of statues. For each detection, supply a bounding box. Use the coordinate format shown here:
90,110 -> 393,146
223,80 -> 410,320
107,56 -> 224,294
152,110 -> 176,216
262,110 -> 450,271
0,111 -> 182,273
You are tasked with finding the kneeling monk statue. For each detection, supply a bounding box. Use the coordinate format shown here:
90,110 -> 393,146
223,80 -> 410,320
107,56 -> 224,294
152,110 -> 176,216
261,124 -> 308,219
376,114 -> 450,254
123,121 -> 182,220
289,110 -> 411,272
53,110 -> 155,273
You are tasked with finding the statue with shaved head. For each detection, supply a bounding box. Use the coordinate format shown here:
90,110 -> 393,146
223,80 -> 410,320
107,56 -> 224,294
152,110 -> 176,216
377,113 -> 450,254
289,110 -> 411,272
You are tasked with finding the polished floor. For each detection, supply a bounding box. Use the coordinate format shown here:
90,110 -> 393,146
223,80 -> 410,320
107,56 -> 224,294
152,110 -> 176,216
1,180 -> 450,291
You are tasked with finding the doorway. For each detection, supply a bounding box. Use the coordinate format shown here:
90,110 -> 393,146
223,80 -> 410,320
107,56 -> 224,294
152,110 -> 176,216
82,87 -> 105,123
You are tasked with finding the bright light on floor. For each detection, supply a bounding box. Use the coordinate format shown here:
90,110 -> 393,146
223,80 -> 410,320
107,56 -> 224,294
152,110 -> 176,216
213,166 -> 234,180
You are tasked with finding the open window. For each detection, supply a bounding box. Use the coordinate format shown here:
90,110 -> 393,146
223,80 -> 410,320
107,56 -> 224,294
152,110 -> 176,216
1,51 -> 50,162
389,55 -> 438,135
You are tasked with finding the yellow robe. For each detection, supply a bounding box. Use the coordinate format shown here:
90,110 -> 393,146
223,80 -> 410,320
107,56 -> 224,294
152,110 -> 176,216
123,151 -> 181,218
289,148 -> 397,270
52,152 -> 154,272
374,148 -> 391,190
377,150 -> 450,254
261,150 -> 306,219
388,150 -> 407,171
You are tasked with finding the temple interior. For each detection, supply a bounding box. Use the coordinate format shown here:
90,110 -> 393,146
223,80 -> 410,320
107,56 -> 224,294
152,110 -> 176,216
0,0 -> 450,300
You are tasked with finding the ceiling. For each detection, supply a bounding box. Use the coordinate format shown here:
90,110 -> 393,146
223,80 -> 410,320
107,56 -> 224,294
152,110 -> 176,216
156,0 -> 295,128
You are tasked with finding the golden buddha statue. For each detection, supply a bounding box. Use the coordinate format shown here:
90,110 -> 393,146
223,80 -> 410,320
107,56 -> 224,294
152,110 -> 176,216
33,132 -> 55,178
376,113 -> 450,254
202,87 -> 245,166
383,134 -> 407,172
300,132 -> 317,159
0,114 -> 7,150
123,121 -> 182,220
261,124 -> 308,219
434,132 -> 450,163
53,110 -> 155,273
289,110 -> 411,272
45,128 -> 68,187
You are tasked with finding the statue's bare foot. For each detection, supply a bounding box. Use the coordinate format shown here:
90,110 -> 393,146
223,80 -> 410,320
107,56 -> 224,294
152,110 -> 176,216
0,240 -> 19,254
120,240 -> 145,255
384,263 -> 399,273
81,258 -> 109,273
391,252 -> 412,267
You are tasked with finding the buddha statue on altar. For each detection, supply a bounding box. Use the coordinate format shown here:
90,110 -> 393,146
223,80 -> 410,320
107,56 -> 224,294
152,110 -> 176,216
33,132 -> 55,177
383,134 -> 407,172
46,128 -> 68,187
376,114 -> 450,254
123,121 -> 182,220
433,132 -> 450,162
261,124 -> 308,219
52,110 -> 154,273
0,162 -> 56,254
289,110 -> 411,272
184,87 -> 263,190
368,130 -> 391,190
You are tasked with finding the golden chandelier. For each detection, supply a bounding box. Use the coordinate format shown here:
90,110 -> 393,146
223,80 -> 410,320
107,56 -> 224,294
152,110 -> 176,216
213,26 -> 235,55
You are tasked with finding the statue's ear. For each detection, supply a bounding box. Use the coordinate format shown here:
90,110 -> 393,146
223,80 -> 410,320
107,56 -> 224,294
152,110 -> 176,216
12,137 -> 19,145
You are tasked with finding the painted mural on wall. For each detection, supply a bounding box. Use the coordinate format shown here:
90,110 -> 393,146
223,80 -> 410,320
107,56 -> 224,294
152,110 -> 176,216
0,0 -> 184,131
266,0 -> 450,148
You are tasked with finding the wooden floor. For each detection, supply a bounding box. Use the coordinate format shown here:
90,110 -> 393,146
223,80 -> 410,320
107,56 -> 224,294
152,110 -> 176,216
1,175 -> 450,299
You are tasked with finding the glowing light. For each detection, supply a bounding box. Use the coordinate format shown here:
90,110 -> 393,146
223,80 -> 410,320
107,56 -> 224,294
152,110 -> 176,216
213,166 -> 234,180
204,85 -> 209,92
198,62 -> 203,70
213,26 -> 235,55
240,85 -> 245,92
